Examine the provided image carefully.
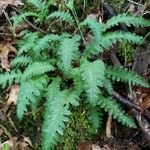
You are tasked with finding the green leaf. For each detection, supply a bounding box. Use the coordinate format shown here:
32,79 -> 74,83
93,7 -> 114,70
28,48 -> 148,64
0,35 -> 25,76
0,70 -> 21,88
42,79 -> 79,149
106,66 -> 149,88
86,104 -> 103,129
81,18 -> 103,56
66,0 -> 74,10
72,67 -> 84,95
12,13 -> 38,33
11,56 -> 32,67
33,34 -> 60,55
27,0 -> 46,12
47,11 -> 74,23
22,62 -> 55,81
103,13 -> 150,31
17,76 -> 47,119
98,95 -> 137,128
101,31 -> 143,50
18,32 -> 39,55
59,35 -> 80,71
80,60 -> 105,105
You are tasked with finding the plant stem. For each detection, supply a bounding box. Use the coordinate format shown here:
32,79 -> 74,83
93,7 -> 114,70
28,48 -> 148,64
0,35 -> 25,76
71,7 -> 86,45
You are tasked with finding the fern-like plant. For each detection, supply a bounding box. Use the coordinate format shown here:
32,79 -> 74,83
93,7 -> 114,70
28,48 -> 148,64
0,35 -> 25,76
0,1 -> 149,149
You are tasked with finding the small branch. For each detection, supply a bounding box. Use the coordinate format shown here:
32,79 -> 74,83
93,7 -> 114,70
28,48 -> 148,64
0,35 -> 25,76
25,19 -> 46,34
113,91 -> 150,140
101,1 -> 115,16
3,10 -> 13,28
0,124 -> 12,138
102,1 -> 128,31
11,6 -> 46,34
106,115 -> 113,138
110,50 -> 122,66
132,109 -> 150,141
8,117 -> 18,133
112,91 -> 141,111
71,7 -> 86,45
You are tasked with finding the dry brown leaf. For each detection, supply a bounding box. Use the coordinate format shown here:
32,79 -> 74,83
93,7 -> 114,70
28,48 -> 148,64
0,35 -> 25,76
0,0 -> 23,10
78,143 -> 92,150
140,95 -> 150,112
135,87 -> 150,94
78,143 -> 102,150
18,136 -> 32,150
21,136 -> 32,148
0,42 -> 17,70
7,85 -> 19,105
0,0 -> 23,6
11,23 -> 29,34
0,0 -> 23,16
135,86 -> 150,112
18,142 -> 30,150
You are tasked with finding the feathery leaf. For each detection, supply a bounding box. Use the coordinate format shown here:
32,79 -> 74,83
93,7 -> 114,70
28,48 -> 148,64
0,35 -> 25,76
22,62 -> 55,81
86,104 -> 103,129
47,11 -> 74,23
12,13 -> 38,32
80,60 -> 105,105
42,79 -> 79,149
59,35 -> 80,71
103,13 -> 150,31
27,0 -> 46,12
106,66 -> 149,87
17,76 -> 47,119
0,70 -> 21,88
101,31 -> 143,50
11,56 -> 32,67
98,95 -> 136,128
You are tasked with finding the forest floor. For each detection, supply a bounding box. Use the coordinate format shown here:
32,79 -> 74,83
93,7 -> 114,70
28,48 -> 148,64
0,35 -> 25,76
0,0 -> 150,150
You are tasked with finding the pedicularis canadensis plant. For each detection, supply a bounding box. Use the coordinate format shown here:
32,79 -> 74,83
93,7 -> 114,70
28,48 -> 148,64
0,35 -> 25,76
0,0 -> 150,149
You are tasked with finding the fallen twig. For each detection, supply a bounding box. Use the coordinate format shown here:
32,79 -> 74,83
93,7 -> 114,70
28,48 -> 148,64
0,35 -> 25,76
110,50 -> 122,66
106,115 -> 112,138
112,91 -> 141,111
11,6 -> 46,34
101,1 -> 128,31
24,19 -> 46,34
132,109 -> 150,141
